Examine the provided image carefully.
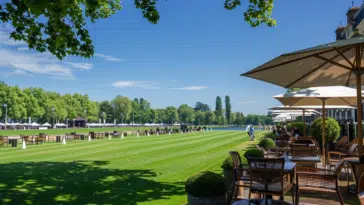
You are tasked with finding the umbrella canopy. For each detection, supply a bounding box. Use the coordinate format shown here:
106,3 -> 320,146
31,122 -> 40,126
42,122 -> 51,127
242,36 -> 364,156
272,87 -> 360,162
274,86 -> 361,107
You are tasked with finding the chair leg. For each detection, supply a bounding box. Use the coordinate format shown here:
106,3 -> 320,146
227,184 -> 235,205
295,188 -> 299,205
291,187 -> 295,205
337,186 -> 344,205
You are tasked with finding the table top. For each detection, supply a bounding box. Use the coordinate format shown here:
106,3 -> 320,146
241,162 -> 296,173
288,156 -> 320,162
233,199 -> 293,205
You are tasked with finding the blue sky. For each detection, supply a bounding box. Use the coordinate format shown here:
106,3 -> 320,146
0,0 -> 357,114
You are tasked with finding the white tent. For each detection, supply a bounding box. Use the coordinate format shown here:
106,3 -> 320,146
31,122 -> 40,127
42,122 -> 51,127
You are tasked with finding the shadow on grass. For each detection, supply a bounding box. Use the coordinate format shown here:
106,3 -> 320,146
0,161 -> 184,205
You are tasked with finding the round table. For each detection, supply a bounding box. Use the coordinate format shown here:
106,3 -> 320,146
232,199 -> 293,205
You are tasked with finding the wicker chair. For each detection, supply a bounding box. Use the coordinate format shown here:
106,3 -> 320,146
295,159 -> 345,205
227,151 -> 252,204
358,172 -> 364,205
247,157 -> 294,204
335,136 -> 348,151
290,144 -> 317,156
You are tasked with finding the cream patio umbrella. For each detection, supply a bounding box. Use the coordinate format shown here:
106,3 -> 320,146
242,36 -> 364,155
272,86 -> 361,163
270,107 -> 322,136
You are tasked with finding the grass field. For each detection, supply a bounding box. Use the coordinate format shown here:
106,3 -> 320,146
0,126 -> 223,136
0,130 -> 265,205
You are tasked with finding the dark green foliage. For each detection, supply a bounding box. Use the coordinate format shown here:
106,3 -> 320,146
185,171 -> 225,197
243,149 -> 264,158
195,102 -> 211,112
225,96 -> 231,125
287,122 -> 305,134
221,156 -> 234,170
258,138 -> 275,149
264,132 -> 277,140
310,117 -> 340,143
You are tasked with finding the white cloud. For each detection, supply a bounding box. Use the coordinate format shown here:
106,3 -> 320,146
17,47 -> 29,51
67,62 -> 93,70
173,86 -> 208,90
237,101 -> 256,104
112,81 -> 160,89
0,31 -> 26,46
95,53 -> 122,61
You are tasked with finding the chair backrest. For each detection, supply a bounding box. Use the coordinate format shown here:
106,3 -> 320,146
255,144 -> 266,153
333,159 -> 345,176
349,143 -> 359,156
291,144 -> 316,156
229,151 -> 241,168
247,157 -> 285,187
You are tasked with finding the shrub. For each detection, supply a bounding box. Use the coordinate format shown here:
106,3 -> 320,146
265,132 -> 277,140
310,117 -> 340,143
287,122 -> 305,135
258,138 -> 276,149
185,171 -> 225,197
243,149 -> 264,160
221,156 -> 234,170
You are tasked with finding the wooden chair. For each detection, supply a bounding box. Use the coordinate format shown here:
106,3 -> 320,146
358,172 -> 364,205
335,136 -> 349,151
247,157 -> 294,204
227,151 -> 252,204
290,144 -> 317,156
295,159 -> 345,205
254,145 -> 283,158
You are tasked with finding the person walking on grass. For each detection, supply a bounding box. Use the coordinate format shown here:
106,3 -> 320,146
249,124 -> 255,141
246,125 -> 251,140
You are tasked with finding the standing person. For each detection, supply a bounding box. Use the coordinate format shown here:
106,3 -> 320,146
249,124 -> 255,141
246,125 -> 251,140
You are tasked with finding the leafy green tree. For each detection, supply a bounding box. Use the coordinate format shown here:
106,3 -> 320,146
194,111 -> 205,125
225,96 -> 231,125
205,111 -> 216,125
165,106 -> 178,124
215,96 -> 223,124
0,1 -> 275,60
99,101 -> 114,121
111,95 -> 132,123
178,104 -> 195,124
195,102 -> 211,112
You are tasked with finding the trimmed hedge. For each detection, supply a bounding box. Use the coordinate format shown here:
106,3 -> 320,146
185,171 -> 225,197
310,117 -> 340,143
244,149 -> 264,158
221,156 -> 234,170
287,122 -> 305,135
265,132 -> 277,140
258,138 -> 275,149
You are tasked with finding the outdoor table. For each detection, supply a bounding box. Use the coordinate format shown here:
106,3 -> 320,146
344,157 -> 364,194
233,199 -> 293,205
288,156 -> 320,167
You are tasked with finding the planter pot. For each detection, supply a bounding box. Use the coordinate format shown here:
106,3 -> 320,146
223,170 -> 233,192
187,194 -> 225,205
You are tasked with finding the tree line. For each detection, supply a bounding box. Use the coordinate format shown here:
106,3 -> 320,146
0,82 -> 272,125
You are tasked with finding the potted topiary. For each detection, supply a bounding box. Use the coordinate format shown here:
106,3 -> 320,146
310,117 -> 340,151
185,171 -> 225,205
258,138 -> 276,149
221,156 -> 234,192
243,149 -> 264,160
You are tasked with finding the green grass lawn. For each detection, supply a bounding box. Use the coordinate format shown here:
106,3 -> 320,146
0,126 -> 224,136
0,130 -> 265,205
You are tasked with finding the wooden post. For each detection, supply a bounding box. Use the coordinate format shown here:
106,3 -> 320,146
356,45 -> 363,156
322,99 -> 326,165
303,109 -> 306,137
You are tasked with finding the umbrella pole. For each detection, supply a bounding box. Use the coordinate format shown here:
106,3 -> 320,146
322,99 -> 326,166
356,71 -> 363,156
355,44 -> 363,156
303,109 -> 306,137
